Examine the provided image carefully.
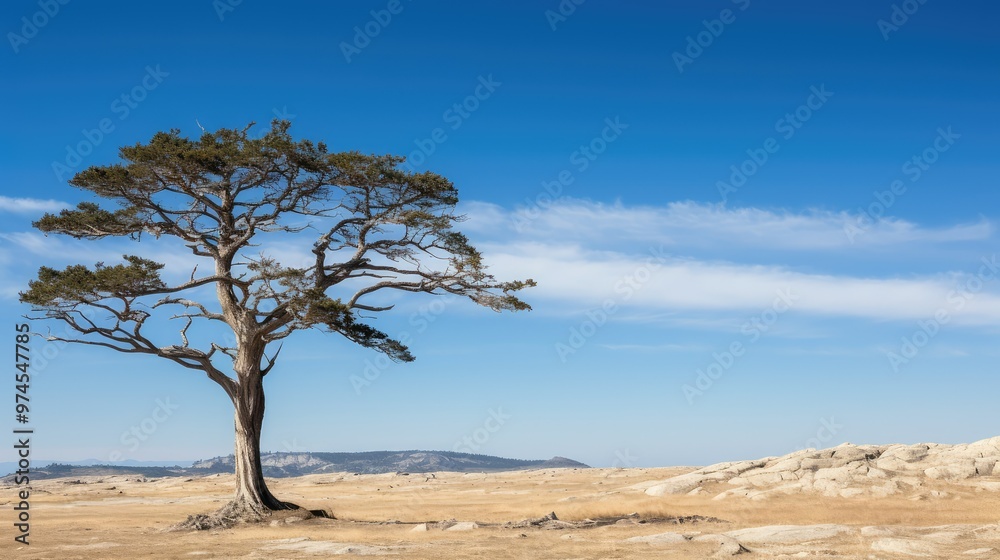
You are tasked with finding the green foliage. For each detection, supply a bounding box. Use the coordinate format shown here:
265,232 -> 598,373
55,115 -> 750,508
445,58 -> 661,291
33,202 -> 145,239
302,296 -> 413,362
20,256 -> 166,306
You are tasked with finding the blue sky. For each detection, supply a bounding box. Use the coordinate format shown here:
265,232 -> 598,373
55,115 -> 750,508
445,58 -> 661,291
2,0 -> 999,469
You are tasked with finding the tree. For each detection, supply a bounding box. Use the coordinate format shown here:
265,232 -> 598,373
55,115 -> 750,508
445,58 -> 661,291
20,120 -> 534,526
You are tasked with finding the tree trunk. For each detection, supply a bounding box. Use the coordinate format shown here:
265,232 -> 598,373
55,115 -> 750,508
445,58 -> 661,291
226,372 -> 291,516
175,338 -> 333,529
210,334 -> 298,523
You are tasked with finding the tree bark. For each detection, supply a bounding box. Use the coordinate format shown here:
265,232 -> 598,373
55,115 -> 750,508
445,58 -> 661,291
228,372 -> 290,515
214,336 -> 295,521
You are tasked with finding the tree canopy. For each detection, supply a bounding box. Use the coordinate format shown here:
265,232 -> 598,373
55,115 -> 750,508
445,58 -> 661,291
23,120 -> 535,397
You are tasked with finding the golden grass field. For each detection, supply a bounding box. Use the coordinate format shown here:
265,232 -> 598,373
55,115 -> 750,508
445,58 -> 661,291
4,466 -> 1000,559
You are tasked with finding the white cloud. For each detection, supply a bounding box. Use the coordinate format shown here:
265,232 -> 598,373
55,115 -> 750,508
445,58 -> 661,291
478,242 -> 1000,326
460,199 -> 992,250
0,196 -> 70,214
451,198 -> 1000,326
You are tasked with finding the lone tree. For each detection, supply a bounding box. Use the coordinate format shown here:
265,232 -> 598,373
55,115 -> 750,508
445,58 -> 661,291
21,120 -> 534,525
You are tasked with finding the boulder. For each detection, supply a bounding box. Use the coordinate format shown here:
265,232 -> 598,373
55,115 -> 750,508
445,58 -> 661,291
692,534 -> 750,556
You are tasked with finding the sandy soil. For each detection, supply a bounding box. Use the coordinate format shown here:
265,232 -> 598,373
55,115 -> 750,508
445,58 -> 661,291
3,466 -> 1000,559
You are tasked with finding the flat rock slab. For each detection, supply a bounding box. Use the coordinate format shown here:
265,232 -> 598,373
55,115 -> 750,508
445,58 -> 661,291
264,538 -> 399,555
725,524 -> 851,544
624,531 -> 688,545
870,537 -> 940,556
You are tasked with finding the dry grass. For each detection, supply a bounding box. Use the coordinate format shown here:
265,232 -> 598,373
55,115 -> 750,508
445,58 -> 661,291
2,467 -> 999,559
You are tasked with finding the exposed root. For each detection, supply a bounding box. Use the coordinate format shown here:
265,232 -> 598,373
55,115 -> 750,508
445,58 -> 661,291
171,499 -> 333,531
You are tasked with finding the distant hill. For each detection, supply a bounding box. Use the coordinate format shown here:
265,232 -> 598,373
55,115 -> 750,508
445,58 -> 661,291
192,450 -> 588,477
0,458 -> 194,479
2,451 -> 589,481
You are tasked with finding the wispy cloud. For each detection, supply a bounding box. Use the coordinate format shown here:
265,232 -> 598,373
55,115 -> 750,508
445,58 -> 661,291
0,196 -> 70,214
461,199 -> 992,250
458,198 -> 1000,327
479,241 -> 1000,325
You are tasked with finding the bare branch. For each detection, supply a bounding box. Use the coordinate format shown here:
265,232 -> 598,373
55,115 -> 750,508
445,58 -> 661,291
179,317 -> 193,347
260,344 -> 283,376
154,297 -> 226,322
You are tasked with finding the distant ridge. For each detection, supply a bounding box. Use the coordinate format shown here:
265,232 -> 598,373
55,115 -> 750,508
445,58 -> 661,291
194,450 -> 590,476
2,450 -> 589,480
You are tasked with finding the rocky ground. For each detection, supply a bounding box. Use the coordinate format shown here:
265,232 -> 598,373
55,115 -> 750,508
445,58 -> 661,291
3,436 -> 1000,559
639,436 -> 1000,500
